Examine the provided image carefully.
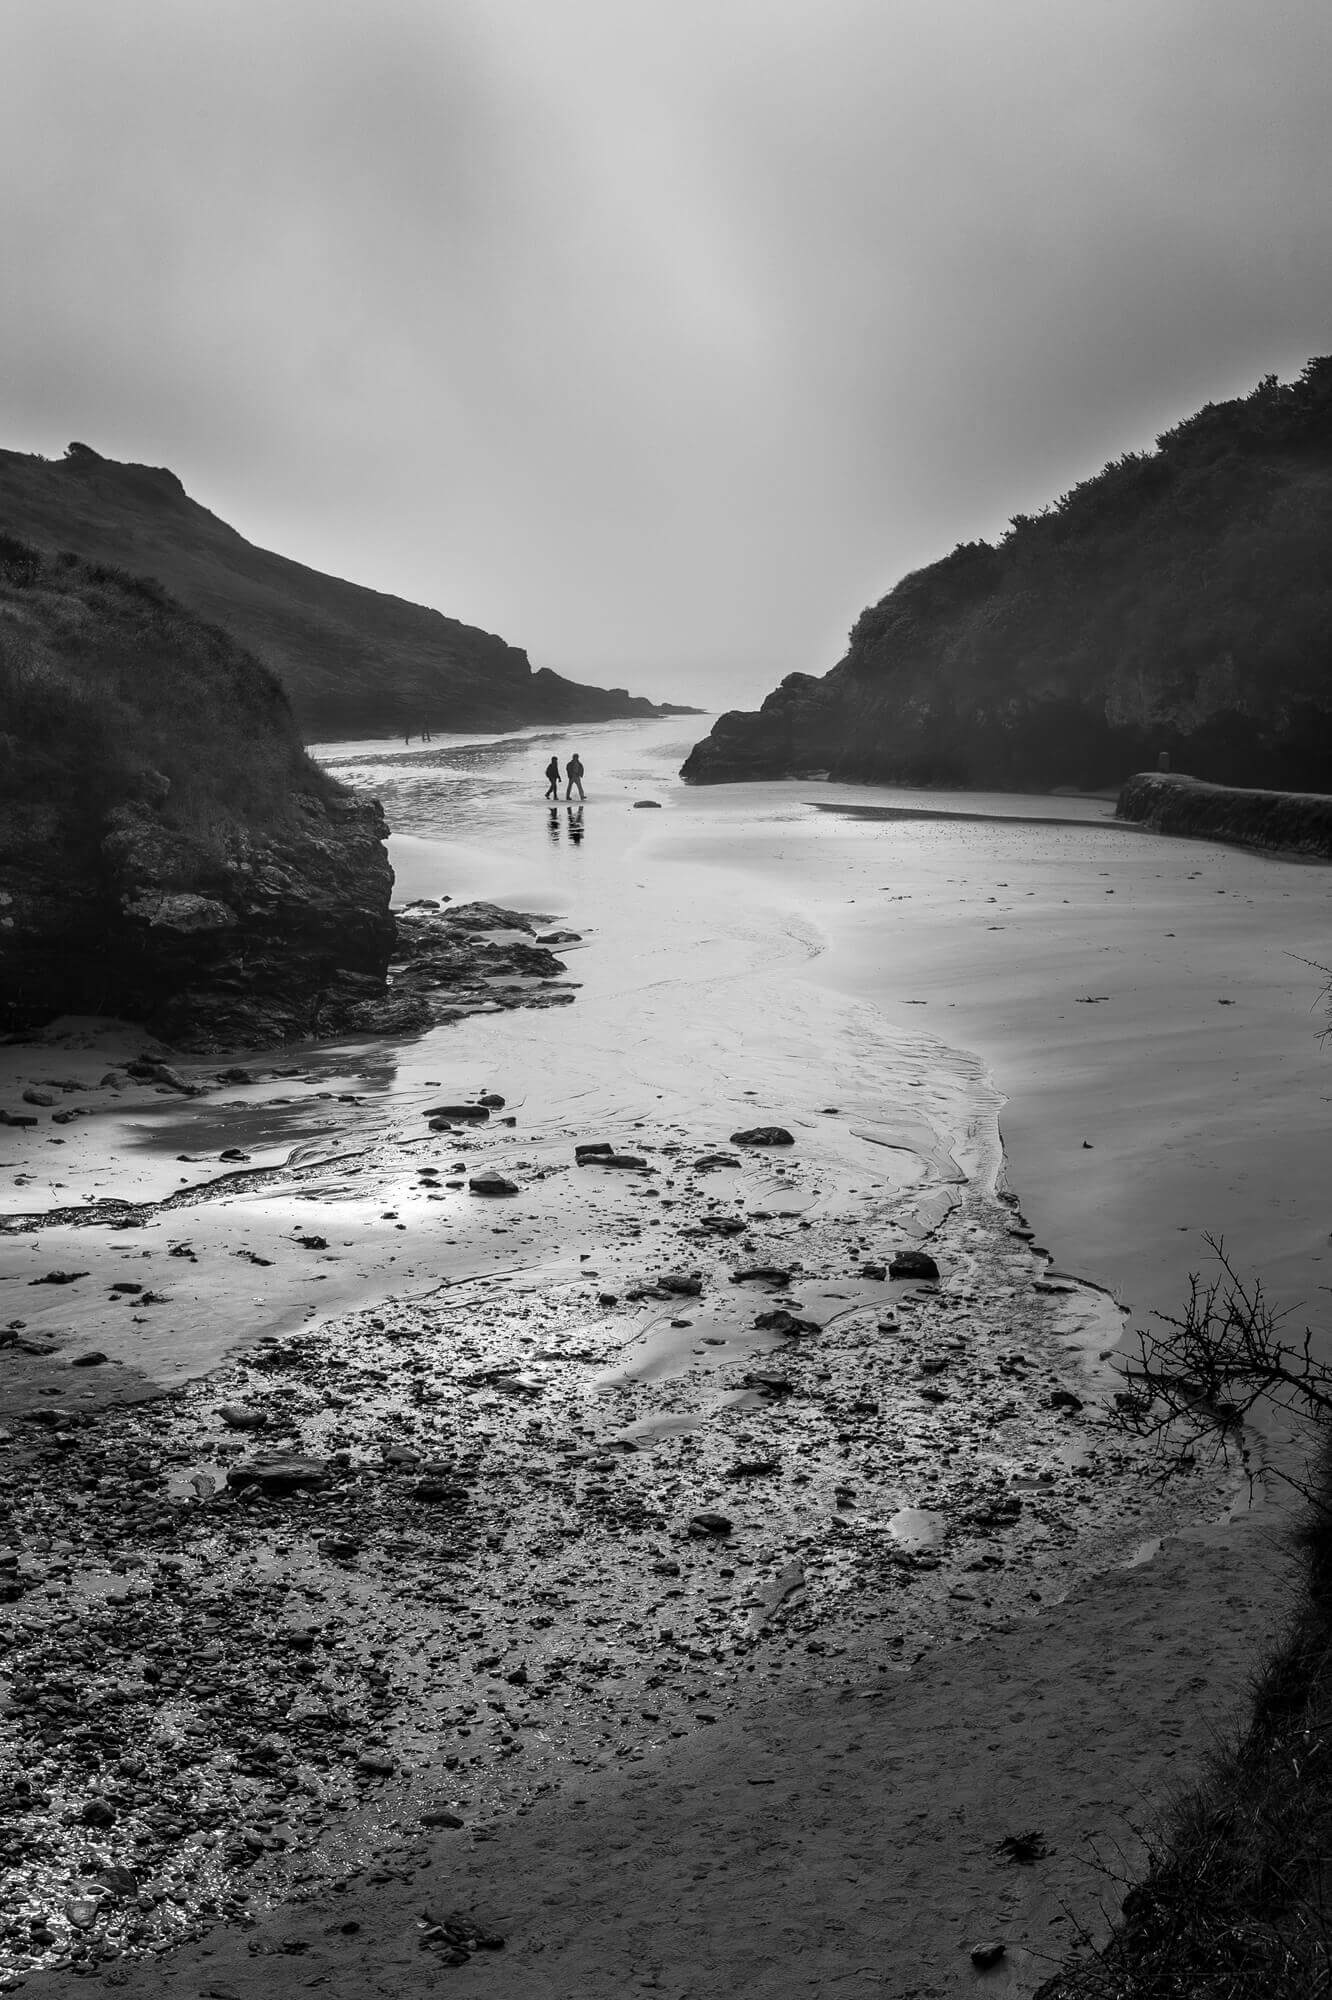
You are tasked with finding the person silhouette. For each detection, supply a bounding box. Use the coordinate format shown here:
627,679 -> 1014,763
544,754 -> 561,800
565,751 -> 585,801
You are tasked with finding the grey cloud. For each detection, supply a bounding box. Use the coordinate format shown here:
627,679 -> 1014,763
3,0 -> 1329,711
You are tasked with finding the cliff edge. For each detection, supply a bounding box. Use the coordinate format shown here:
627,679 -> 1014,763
0,443 -> 690,740
683,357 -> 1332,793
0,539 -> 394,1048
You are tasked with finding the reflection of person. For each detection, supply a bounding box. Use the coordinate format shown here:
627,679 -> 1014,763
565,751 -> 585,801
544,755 -> 561,800
568,805 -> 584,844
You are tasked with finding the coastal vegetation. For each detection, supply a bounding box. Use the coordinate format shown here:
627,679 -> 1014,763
683,356 -> 1332,793
0,535 -> 339,858
0,444 -> 690,740
0,538 -> 394,1041
1041,1235 -> 1332,1996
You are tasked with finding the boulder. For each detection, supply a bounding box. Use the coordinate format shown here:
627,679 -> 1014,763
889,1249 -> 940,1280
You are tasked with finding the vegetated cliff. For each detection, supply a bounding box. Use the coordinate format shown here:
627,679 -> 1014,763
683,357 -> 1332,792
0,443 -> 691,740
1115,771 -> 1332,858
0,539 -> 395,1047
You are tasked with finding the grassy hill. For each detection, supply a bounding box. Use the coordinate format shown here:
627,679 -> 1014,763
0,443 -> 682,741
683,357 -> 1332,792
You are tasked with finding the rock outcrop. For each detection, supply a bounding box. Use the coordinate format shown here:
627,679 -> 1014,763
683,358 -> 1332,793
0,541 -> 395,1046
0,443 -> 694,739
1115,772 -> 1332,858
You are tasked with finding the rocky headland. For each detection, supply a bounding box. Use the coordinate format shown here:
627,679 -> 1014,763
0,543 -> 584,1050
0,444 -> 695,740
682,357 -> 1332,794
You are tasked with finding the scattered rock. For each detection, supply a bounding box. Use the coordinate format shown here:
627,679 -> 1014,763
970,1939 -> 1006,1968
753,1308 -> 822,1336
218,1404 -> 269,1431
688,1511 -> 734,1537
889,1249 -> 939,1280
469,1172 -> 519,1197
995,1830 -> 1047,1864
225,1457 -> 327,1494
729,1126 -> 794,1146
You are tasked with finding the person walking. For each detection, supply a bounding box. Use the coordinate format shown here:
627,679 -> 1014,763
544,754 -> 561,800
565,751 -> 585,801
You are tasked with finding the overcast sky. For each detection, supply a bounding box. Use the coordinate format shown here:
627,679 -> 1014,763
4,0 -> 1330,709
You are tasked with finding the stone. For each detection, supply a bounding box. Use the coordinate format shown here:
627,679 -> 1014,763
22,1088 -> 56,1106
225,1457 -> 327,1494
889,1249 -> 939,1280
69,1351 -> 110,1368
970,1940 -> 1005,1968
753,1308 -> 822,1336
743,1370 -> 793,1397
688,1512 -> 734,1537
729,1126 -> 794,1146
420,1808 -> 465,1828
424,1103 -> 490,1122
218,1404 -> 268,1430
412,1481 -> 469,1507
355,1750 -> 396,1776
30,1269 -> 88,1285
469,1172 -> 518,1197
575,1142 -> 615,1161
633,799 -> 663,808
732,1265 -> 793,1286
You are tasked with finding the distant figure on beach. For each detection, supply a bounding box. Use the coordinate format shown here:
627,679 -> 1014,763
544,754 -> 561,800
566,752 -> 585,801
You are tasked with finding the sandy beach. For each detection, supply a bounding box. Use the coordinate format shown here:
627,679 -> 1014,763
3,715 -> 1330,1996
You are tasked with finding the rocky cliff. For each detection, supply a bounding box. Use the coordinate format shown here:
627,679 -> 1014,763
0,443 -> 690,740
683,358 -> 1332,792
0,540 -> 395,1047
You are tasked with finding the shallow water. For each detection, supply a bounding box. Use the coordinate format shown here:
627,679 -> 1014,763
9,716 -> 1308,1977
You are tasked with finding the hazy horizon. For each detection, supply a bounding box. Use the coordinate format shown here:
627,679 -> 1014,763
5,0 -> 1330,711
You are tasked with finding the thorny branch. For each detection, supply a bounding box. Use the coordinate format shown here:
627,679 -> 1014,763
1106,1235 -> 1332,1510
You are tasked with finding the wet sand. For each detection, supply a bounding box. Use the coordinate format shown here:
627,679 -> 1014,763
3,719 -> 1330,1994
